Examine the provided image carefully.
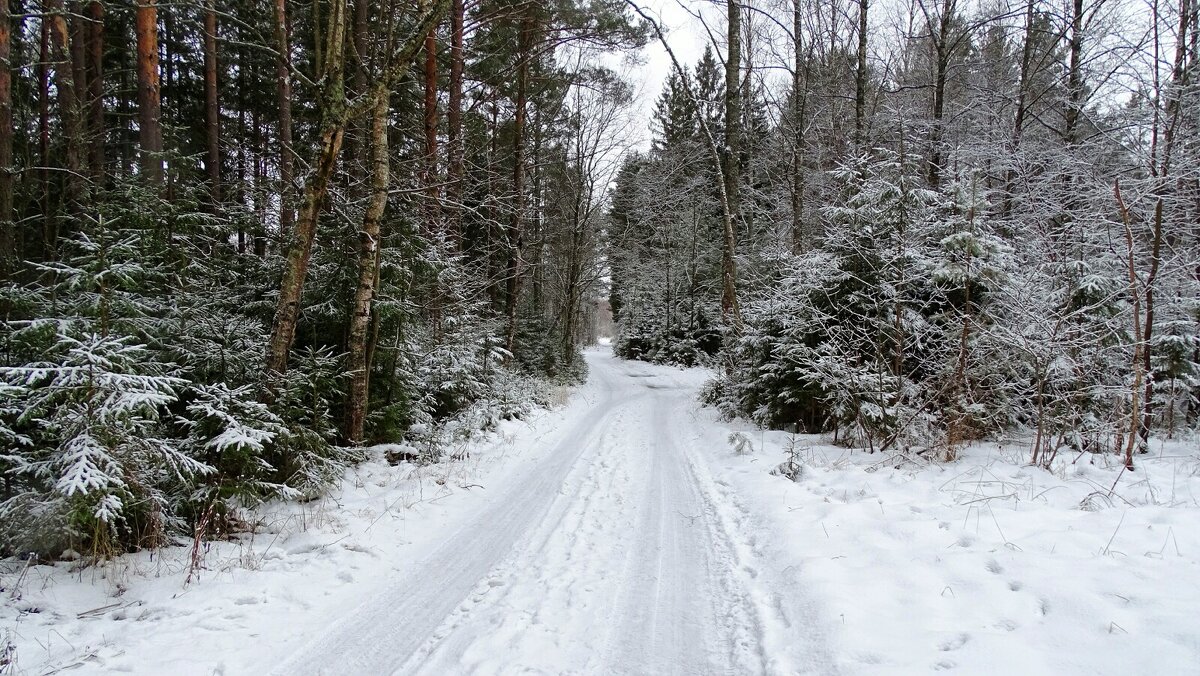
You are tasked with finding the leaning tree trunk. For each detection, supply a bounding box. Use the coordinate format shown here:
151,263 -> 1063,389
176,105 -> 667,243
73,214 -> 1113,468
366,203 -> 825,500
265,0 -> 348,377
345,89 -> 390,444
265,0 -> 451,376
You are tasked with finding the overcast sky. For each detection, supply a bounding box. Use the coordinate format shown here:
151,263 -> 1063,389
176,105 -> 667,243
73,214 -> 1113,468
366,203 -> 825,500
624,0 -> 714,149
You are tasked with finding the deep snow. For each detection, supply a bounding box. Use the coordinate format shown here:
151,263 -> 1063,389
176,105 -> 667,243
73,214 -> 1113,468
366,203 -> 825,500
2,348 -> 1199,675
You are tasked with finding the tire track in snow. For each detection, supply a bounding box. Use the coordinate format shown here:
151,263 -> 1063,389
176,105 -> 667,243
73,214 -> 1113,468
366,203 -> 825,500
272,352 -> 834,675
270,364 -> 638,676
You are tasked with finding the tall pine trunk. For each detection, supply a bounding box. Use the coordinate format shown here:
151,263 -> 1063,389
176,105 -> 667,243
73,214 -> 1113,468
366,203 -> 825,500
445,0 -> 464,247
504,14 -> 532,356
203,0 -> 220,205
0,0 -> 12,279
87,0 -> 103,181
135,0 -> 163,185
423,26 -> 439,236
274,0 -> 294,253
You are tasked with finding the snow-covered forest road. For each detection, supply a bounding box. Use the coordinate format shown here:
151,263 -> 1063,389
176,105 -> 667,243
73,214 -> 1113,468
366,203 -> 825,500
8,348 -> 1199,676
274,350 -> 827,675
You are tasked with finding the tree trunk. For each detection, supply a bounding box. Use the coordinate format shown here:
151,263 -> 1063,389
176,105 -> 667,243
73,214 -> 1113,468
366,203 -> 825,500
0,0 -> 11,278
504,14 -> 532,357
721,0 -> 742,321
423,24 -> 439,236
927,0 -> 954,189
265,0 -> 348,376
791,0 -> 807,252
38,18 -> 52,258
855,0 -> 869,147
1138,199 -> 1164,449
87,0 -> 104,182
1064,0 -> 1084,143
47,0 -> 83,212
274,0 -> 293,253
1115,180 -> 1142,469
345,89 -> 389,444
135,0 -> 163,184
446,0 -> 464,247
266,0 -> 450,376
1004,0 -> 1035,214
203,0 -> 220,205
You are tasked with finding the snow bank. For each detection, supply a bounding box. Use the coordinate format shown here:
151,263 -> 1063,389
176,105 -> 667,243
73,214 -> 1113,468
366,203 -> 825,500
0,396 -> 590,675
684,395 -> 1200,674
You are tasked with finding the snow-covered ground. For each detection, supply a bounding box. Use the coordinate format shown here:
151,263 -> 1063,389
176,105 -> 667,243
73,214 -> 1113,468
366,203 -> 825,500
3,348 -> 1199,675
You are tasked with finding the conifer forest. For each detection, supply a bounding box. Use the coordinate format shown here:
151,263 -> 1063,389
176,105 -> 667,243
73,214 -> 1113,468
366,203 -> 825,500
0,0 -> 1198,671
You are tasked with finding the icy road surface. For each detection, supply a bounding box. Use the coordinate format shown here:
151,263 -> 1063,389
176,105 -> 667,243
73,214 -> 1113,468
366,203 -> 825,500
273,351 -> 829,675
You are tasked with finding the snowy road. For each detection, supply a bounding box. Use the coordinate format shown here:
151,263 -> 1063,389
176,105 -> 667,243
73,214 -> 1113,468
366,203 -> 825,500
272,351 -> 825,675
14,348 -> 1196,675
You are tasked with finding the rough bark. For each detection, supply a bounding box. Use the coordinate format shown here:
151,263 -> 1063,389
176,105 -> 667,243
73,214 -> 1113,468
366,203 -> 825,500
791,0 -> 807,252
345,90 -> 389,444
87,0 -> 104,181
274,0 -> 294,251
504,14 -> 532,357
135,0 -> 163,184
446,0 -> 464,246
1114,181 -> 1143,469
46,0 -> 83,212
38,18 -> 51,257
855,0 -> 868,146
926,0 -> 955,189
1064,0 -> 1084,142
265,0 -> 348,377
265,0 -> 451,376
0,0 -> 12,278
423,24 -> 439,236
203,0 -> 220,204
721,0 -> 742,321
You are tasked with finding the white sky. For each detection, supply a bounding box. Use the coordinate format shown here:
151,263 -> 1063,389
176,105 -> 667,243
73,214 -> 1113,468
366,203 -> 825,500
624,0 -> 715,149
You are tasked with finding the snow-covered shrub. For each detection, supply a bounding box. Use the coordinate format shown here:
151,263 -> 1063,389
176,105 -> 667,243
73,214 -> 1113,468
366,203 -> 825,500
0,333 -> 206,556
1152,318 -> 1200,436
271,346 -> 360,496
178,384 -> 296,528
709,157 -> 1014,453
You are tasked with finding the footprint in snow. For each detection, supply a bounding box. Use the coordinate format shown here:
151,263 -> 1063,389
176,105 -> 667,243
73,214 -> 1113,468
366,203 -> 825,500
853,652 -> 884,665
986,559 -> 1003,574
938,633 -> 970,651
1009,580 -> 1024,591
